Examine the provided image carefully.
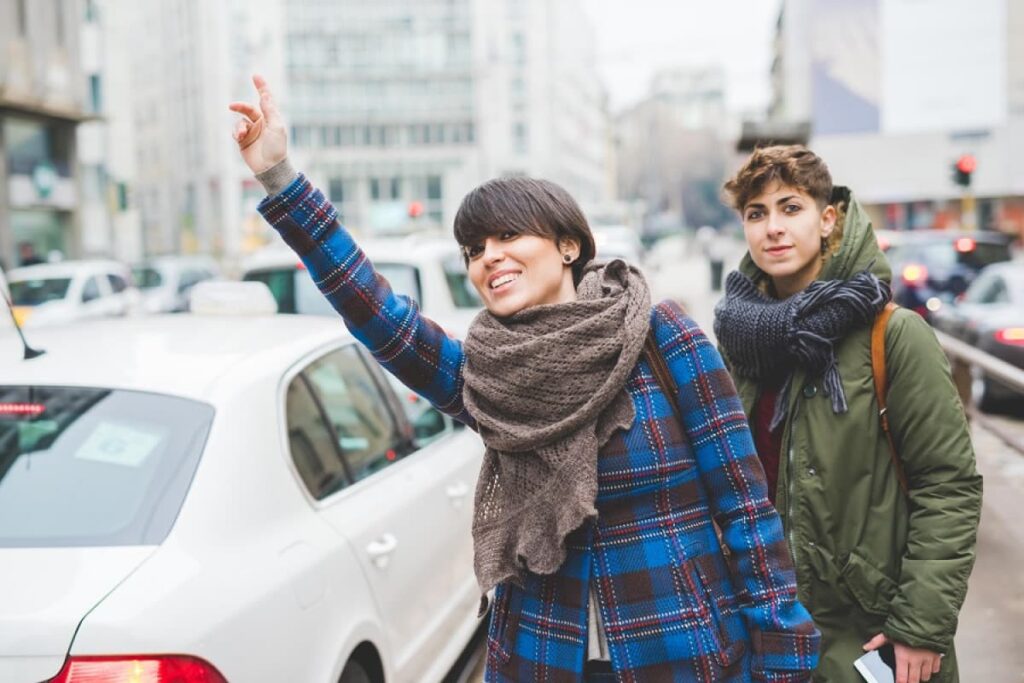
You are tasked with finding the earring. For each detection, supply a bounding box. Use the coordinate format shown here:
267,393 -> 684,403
563,254 -> 573,264
820,239 -> 828,255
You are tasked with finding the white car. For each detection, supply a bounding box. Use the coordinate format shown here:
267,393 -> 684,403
7,260 -> 140,329
132,255 -> 221,313
0,286 -> 484,683
241,236 -> 483,334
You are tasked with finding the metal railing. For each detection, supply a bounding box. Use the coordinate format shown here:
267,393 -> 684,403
934,329 -> 1024,454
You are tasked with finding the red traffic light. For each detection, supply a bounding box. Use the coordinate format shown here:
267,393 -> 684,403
408,200 -> 424,218
955,154 -> 976,174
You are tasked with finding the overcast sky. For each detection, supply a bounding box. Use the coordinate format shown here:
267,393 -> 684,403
581,0 -> 783,115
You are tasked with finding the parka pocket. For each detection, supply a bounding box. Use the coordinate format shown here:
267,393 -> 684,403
840,550 -> 898,617
691,554 -> 747,669
486,583 -> 521,665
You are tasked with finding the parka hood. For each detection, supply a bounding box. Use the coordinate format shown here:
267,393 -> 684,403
738,186 -> 891,287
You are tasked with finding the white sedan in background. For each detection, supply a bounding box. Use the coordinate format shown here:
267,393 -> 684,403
0,283 -> 483,683
7,260 -> 139,329
241,236 -> 483,334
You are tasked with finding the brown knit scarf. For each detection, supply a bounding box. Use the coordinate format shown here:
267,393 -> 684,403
463,259 -> 651,594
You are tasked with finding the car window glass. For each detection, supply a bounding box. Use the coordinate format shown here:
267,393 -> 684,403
302,346 -> 404,483
0,386 -> 214,547
285,376 -> 351,500
82,276 -> 101,302
442,254 -> 483,309
9,278 -> 72,306
381,373 -> 452,447
375,263 -> 422,306
132,267 -> 162,288
107,274 -> 127,293
982,278 -> 1009,304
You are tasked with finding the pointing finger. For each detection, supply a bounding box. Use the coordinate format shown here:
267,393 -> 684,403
252,74 -> 281,123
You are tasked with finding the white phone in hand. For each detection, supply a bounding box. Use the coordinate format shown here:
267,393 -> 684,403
854,646 -> 896,683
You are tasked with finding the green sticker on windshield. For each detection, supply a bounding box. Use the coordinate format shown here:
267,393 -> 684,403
75,422 -> 162,467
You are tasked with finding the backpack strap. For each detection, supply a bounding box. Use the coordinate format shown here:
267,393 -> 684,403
871,302 -> 908,496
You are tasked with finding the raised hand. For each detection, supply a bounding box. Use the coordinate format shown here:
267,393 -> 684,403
228,74 -> 288,174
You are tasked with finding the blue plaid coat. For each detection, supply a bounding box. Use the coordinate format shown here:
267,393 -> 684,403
260,175 -> 820,682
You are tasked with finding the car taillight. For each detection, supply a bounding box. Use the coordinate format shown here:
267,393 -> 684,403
901,263 -> 928,286
955,237 -> 976,253
0,402 -> 46,416
995,328 -> 1024,346
49,655 -> 228,683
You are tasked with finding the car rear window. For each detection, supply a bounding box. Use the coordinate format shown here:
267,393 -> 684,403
9,278 -> 71,306
0,386 -> 214,548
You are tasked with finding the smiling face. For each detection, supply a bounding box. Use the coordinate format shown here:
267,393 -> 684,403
464,232 -> 579,317
742,182 -> 836,299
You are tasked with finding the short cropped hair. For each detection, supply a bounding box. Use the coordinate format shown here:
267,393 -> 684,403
453,176 -> 596,283
723,145 -> 833,212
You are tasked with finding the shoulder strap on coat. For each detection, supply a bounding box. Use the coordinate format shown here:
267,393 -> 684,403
871,302 -> 908,496
644,329 -> 683,426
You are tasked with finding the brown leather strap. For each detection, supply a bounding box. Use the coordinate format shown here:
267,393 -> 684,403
871,302 -> 908,495
644,329 -> 729,557
644,331 -> 683,426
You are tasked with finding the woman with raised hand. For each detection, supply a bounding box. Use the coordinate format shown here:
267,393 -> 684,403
715,145 -> 982,683
231,76 -> 819,682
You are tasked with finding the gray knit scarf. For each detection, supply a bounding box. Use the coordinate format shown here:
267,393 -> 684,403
463,259 -> 650,594
714,269 -> 890,430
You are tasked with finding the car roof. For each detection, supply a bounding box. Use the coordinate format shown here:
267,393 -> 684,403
242,236 -> 461,272
884,230 -> 1011,245
0,314 -> 352,400
7,259 -> 129,281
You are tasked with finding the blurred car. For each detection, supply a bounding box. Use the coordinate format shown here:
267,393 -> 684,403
879,230 -> 1012,319
0,283 -> 483,683
0,266 -> 11,333
132,255 -> 220,313
931,261 -> 1024,411
592,224 -> 645,266
7,260 -> 139,329
242,236 -> 483,333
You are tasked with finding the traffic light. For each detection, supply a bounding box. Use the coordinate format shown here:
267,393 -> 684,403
952,154 -> 976,188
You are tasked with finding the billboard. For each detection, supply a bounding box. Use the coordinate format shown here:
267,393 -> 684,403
880,0 -> 1007,134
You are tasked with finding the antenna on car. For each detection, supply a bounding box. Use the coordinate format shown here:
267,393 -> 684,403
1,289 -> 45,359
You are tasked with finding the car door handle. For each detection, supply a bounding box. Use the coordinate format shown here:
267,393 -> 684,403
445,482 -> 469,499
366,534 -> 398,569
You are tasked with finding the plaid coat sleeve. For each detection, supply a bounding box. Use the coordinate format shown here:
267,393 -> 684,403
258,174 -> 474,426
654,301 -> 820,680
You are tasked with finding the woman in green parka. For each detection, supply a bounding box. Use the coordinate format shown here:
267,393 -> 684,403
713,146 -> 983,683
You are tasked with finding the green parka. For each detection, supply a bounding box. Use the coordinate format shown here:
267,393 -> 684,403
723,188 -> 983,682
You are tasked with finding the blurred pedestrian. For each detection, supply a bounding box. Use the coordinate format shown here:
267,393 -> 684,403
17,241 -> 44,267
714,145 -> 982,683
231,76 -> 820,682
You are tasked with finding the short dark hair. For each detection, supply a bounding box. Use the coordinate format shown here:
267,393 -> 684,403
723,145 -> 833,212
453,176 -> 596,283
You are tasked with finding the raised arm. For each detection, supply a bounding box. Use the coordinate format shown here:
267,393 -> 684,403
654,301 -> 820,681
230,76 -> 472,425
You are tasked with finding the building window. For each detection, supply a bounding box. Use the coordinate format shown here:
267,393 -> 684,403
55,0 -> 65,45
369,178 -> 381,201
16,0 -> 27,35
328,178 -> 345,203
389,177 -> 401,200
88,75 -> 103,113
84,0 -> 99,22
426,176 -> 442,201
513,122 -> 528,154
